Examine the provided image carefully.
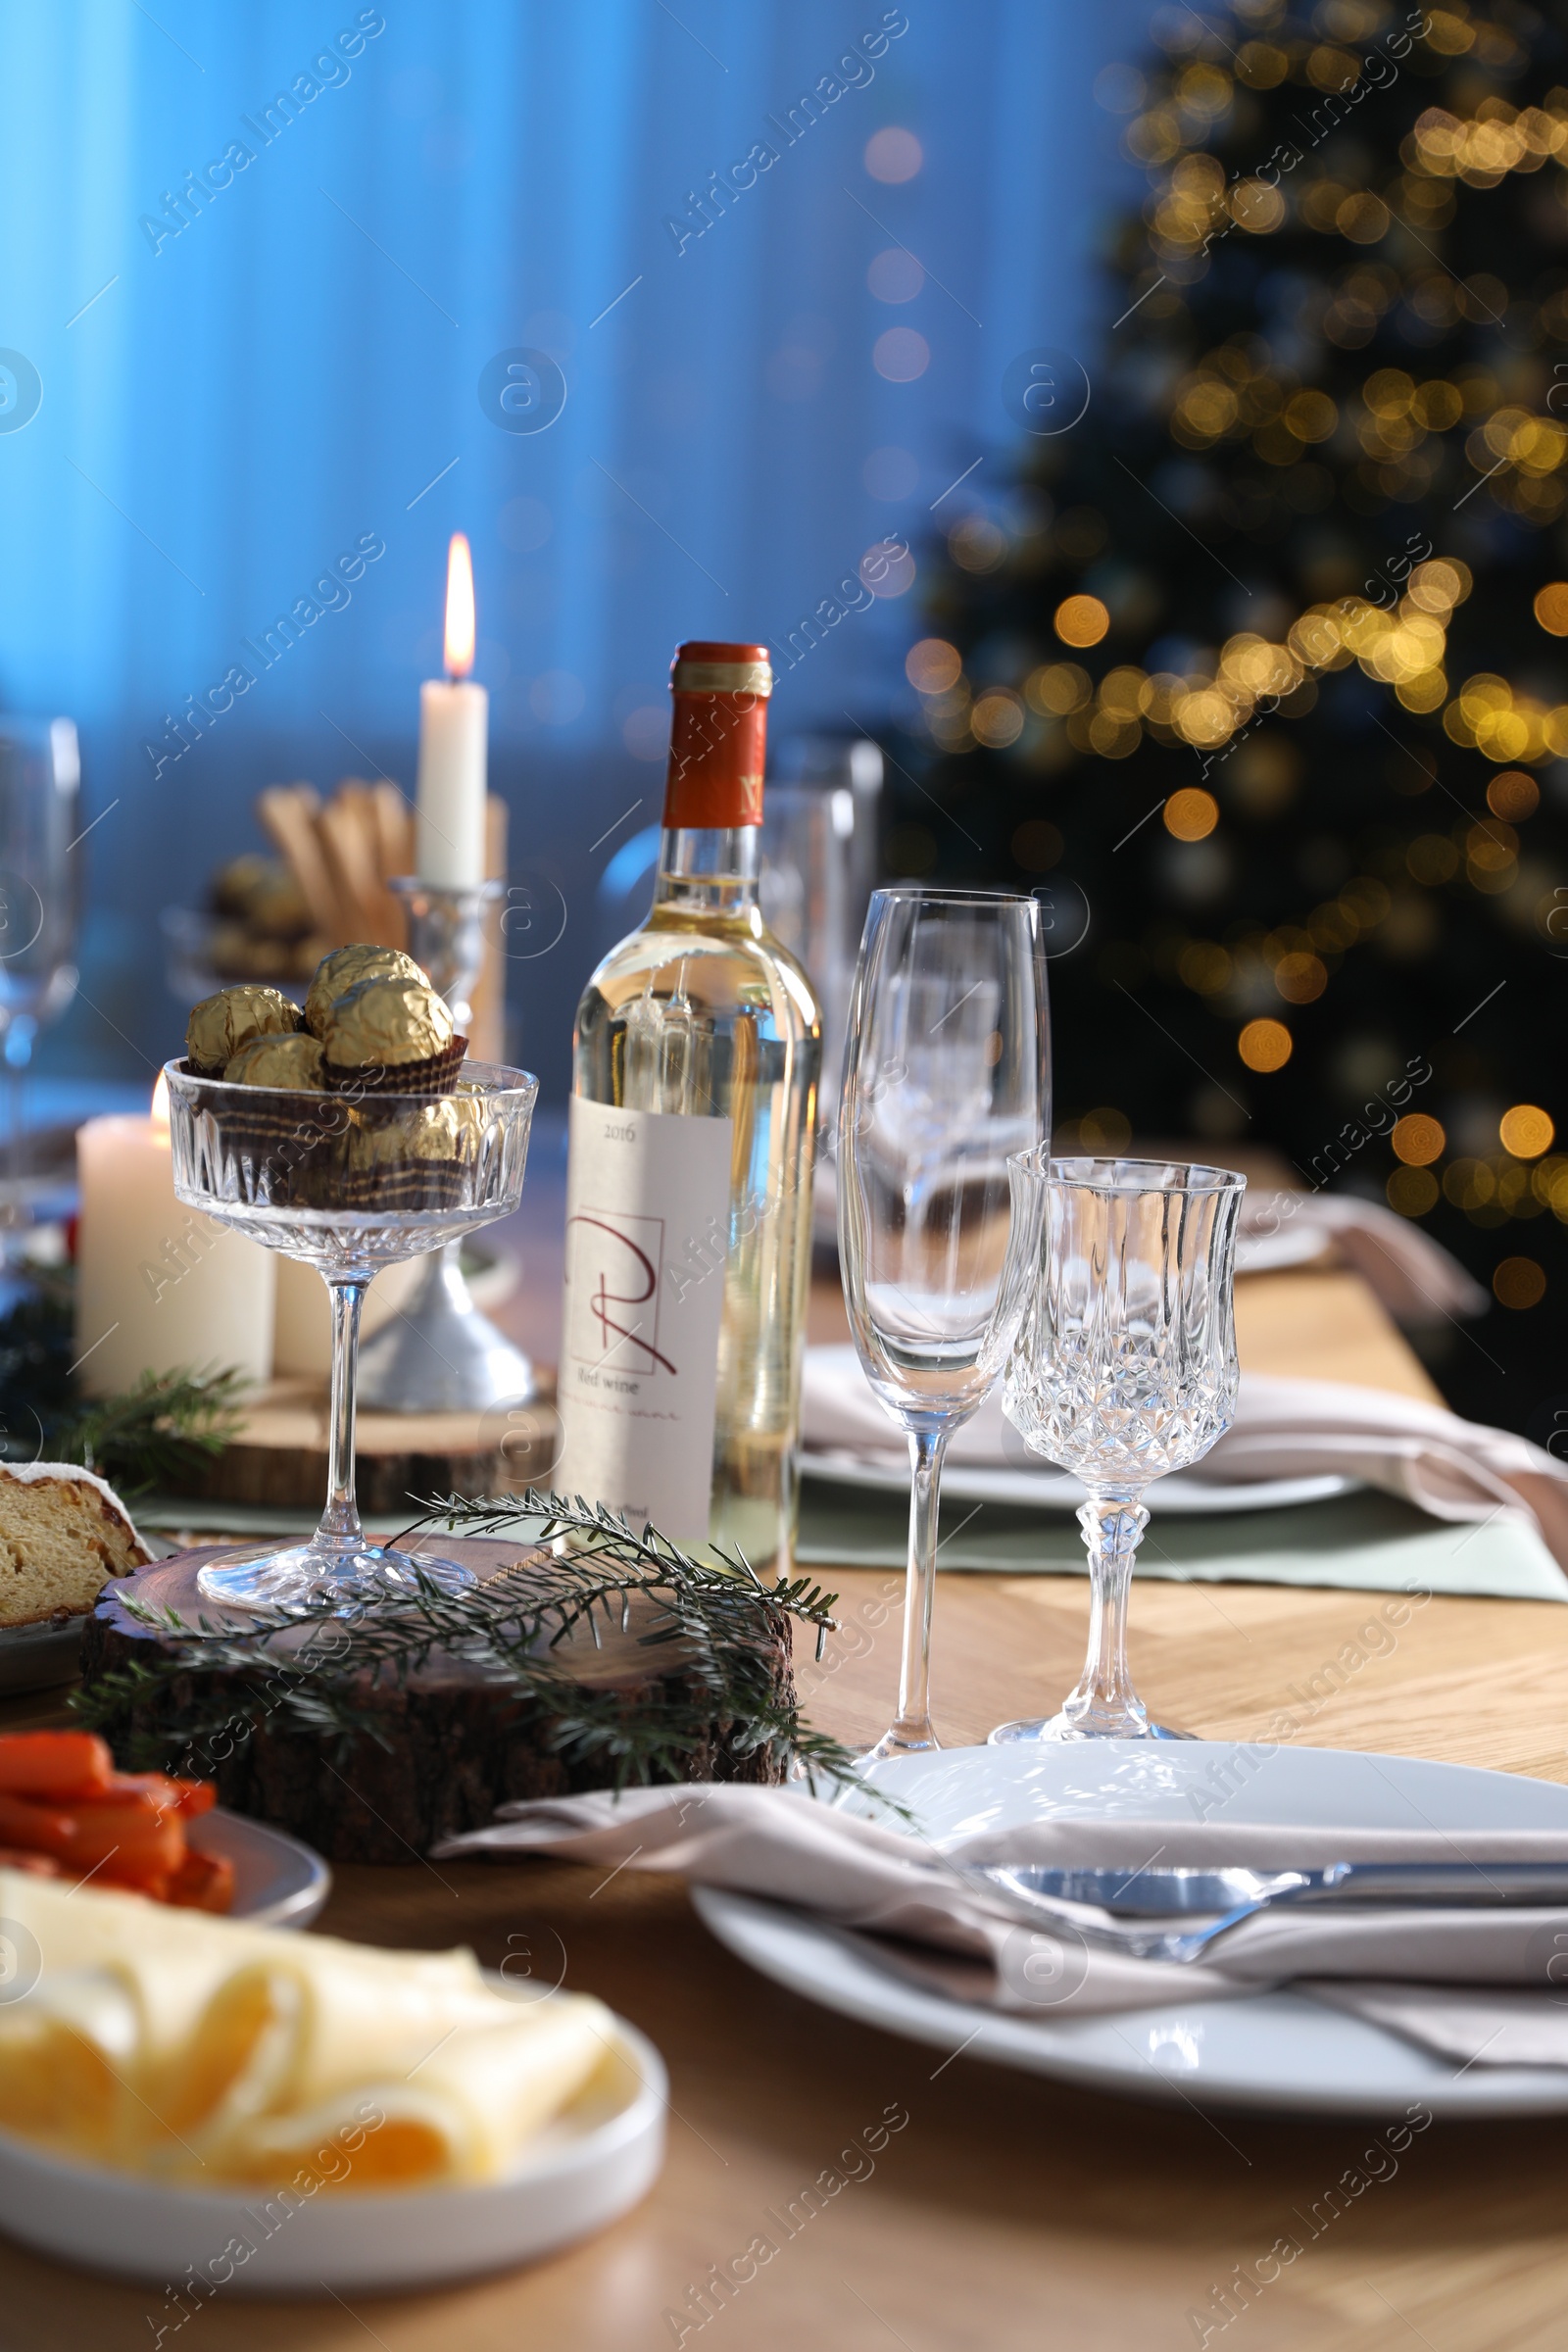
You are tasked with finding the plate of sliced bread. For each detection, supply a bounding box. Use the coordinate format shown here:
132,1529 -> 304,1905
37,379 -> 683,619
0,1460 -> 153,1693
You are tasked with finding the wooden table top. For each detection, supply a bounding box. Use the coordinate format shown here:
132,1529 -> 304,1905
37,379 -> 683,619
6,1256 -> 1563,2352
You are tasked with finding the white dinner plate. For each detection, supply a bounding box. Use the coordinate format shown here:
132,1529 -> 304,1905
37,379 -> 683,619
693,1742 -> 1568,2117
0,2013 -> 665,2292
805,1451 -> 1356,1516
192,1808 -> 331,1929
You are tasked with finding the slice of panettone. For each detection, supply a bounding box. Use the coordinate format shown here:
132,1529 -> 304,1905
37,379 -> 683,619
0,1463 -> 152,1629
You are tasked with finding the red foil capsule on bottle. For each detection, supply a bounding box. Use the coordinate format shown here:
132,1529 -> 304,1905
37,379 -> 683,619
662,641 -> 773,829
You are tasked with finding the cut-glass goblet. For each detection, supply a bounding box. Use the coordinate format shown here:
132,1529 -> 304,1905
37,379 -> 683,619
164,1058 -> 537,1610
997,1152 -> 1245,1741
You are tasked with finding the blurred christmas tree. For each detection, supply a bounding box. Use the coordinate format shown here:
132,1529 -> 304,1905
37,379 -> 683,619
896,0 -> 1568,1435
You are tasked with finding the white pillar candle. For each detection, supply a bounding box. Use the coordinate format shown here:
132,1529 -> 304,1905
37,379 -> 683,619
415,531 -> 488,888
74,1086 -> 274,1400
415,678 -> 488,886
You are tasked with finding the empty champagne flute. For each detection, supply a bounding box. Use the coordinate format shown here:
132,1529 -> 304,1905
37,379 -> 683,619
998,1154 -> 1245,1741
838,889 -> 1049,1759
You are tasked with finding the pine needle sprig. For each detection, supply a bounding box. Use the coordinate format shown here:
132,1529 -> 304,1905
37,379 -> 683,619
65,1367 -> 245,1494
73,1493 -> 883,1806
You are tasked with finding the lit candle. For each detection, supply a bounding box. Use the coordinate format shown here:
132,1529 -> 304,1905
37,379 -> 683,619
74,1073 -> 275,1400
415,531 -> 488,889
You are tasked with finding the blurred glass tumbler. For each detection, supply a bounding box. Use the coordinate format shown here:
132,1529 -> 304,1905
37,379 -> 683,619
998,1155 -> 1246,1742
838,888 -> 1049,1760
165,1057 -> 537,1610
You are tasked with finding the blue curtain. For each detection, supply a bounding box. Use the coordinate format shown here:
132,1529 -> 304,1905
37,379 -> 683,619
0,0 -> 1140,1098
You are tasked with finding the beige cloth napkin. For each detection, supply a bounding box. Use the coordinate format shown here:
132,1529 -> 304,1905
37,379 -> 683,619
1241,1190 -> 1488,1324
800,1348 -> 1568,1571
437,1784 -> 1568,2067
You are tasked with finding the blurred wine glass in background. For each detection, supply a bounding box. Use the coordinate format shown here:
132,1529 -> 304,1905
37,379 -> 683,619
0,719 -> 80,1207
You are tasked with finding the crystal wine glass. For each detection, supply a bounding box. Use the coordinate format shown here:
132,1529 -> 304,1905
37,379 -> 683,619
997,1153 -> 1245,1741
838,888 -> 1049,1759
164,1058 -> 537,1610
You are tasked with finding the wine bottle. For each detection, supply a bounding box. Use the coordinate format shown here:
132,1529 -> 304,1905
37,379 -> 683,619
557,642 -> 822,1576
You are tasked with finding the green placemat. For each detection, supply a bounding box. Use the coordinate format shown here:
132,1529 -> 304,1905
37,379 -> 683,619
798,1475 -> 1568,1603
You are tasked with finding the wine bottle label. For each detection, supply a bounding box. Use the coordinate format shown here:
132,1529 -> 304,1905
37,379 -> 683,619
557,1096 -> 734,1543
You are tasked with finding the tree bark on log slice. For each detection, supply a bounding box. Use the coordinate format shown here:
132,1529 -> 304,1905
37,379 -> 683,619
79,1542 -> 792,1865
181,1378 -> 561,1514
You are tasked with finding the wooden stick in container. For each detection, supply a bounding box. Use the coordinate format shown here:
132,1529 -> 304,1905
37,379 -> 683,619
257,785 -> 341,942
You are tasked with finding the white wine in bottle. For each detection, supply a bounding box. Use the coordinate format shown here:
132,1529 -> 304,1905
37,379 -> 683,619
557,642 -> 821,1575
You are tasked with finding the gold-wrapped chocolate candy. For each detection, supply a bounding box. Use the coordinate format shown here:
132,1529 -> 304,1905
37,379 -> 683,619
348,1099 -> 473,1174
320,977 -> 455,1072
222,1033 -> 326,1090
186,985 -> 300,1074
304,945 -> 426,1039
342,1097 -> 480,1208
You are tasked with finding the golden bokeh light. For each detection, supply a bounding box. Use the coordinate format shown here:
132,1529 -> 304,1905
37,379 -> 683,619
1488,770 -> 1540,820
1164,788 -> 1219,841
1499,1104 -> 1554,1158
1024,662 -> 1091,716
906,638 -> 961,695
1238,1018 -> 1293,1073
1273,951 -> 1327,1004
1078,1106 -> 1133,1150
1534,582 -> 1568,636
1392,1114 -> 1446,1166
1054,594 -> 1110,649
971,689 -> 1025,749
1388,1166 -> 1439,1217
1494,1256 -> 1546,1310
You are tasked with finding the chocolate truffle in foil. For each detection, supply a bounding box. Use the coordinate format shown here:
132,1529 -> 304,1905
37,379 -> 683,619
186,985 -> 300,1074
344,1098 -> 479,1209
304,944 -> 426,1039
320,976 -> 455,1072
223,1032 -> 326,1090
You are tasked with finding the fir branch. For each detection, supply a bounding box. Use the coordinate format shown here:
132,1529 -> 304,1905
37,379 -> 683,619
64,1367 -> 245,1494
73,1497 -> 891,1810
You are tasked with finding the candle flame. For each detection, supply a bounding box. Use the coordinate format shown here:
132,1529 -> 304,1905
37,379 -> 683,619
444,532 -> 475,679
150,1070 -> 171,1128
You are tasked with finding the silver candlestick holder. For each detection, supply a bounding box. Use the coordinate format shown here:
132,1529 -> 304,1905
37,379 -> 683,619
355,878 -> 538,1414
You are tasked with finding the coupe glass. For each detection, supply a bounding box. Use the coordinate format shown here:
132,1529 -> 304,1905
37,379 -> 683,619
165,1058 -> 537,1609
838,888 -> 1049,1759
0,719 -> 81,1189
998,1154 -> 1245,1742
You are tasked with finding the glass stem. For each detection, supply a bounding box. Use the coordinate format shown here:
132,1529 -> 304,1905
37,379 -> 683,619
890,1425 -> 948,1750
1064,1494 -> 1152,1736
317,1276 -> 368,1556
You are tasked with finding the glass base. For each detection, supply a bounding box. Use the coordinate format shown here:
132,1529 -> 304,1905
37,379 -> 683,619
195,1542 -> 476,1612
858,1722 -> 940,1764
989,1712 -> 1194,1744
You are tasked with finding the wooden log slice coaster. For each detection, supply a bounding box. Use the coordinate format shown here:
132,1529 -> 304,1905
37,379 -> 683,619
182,1378 -> 561,1515
79,1539 -> 792,1865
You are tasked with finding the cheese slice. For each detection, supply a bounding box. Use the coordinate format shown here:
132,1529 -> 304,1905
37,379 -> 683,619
0,1869 -> 615,2188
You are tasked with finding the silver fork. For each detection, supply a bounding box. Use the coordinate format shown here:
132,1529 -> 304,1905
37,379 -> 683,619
958,1861 -> 1568,1964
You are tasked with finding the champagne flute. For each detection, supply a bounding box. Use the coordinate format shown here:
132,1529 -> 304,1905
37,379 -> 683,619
998,1154 -> 1245,1740
837,889 -> 1049,1759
